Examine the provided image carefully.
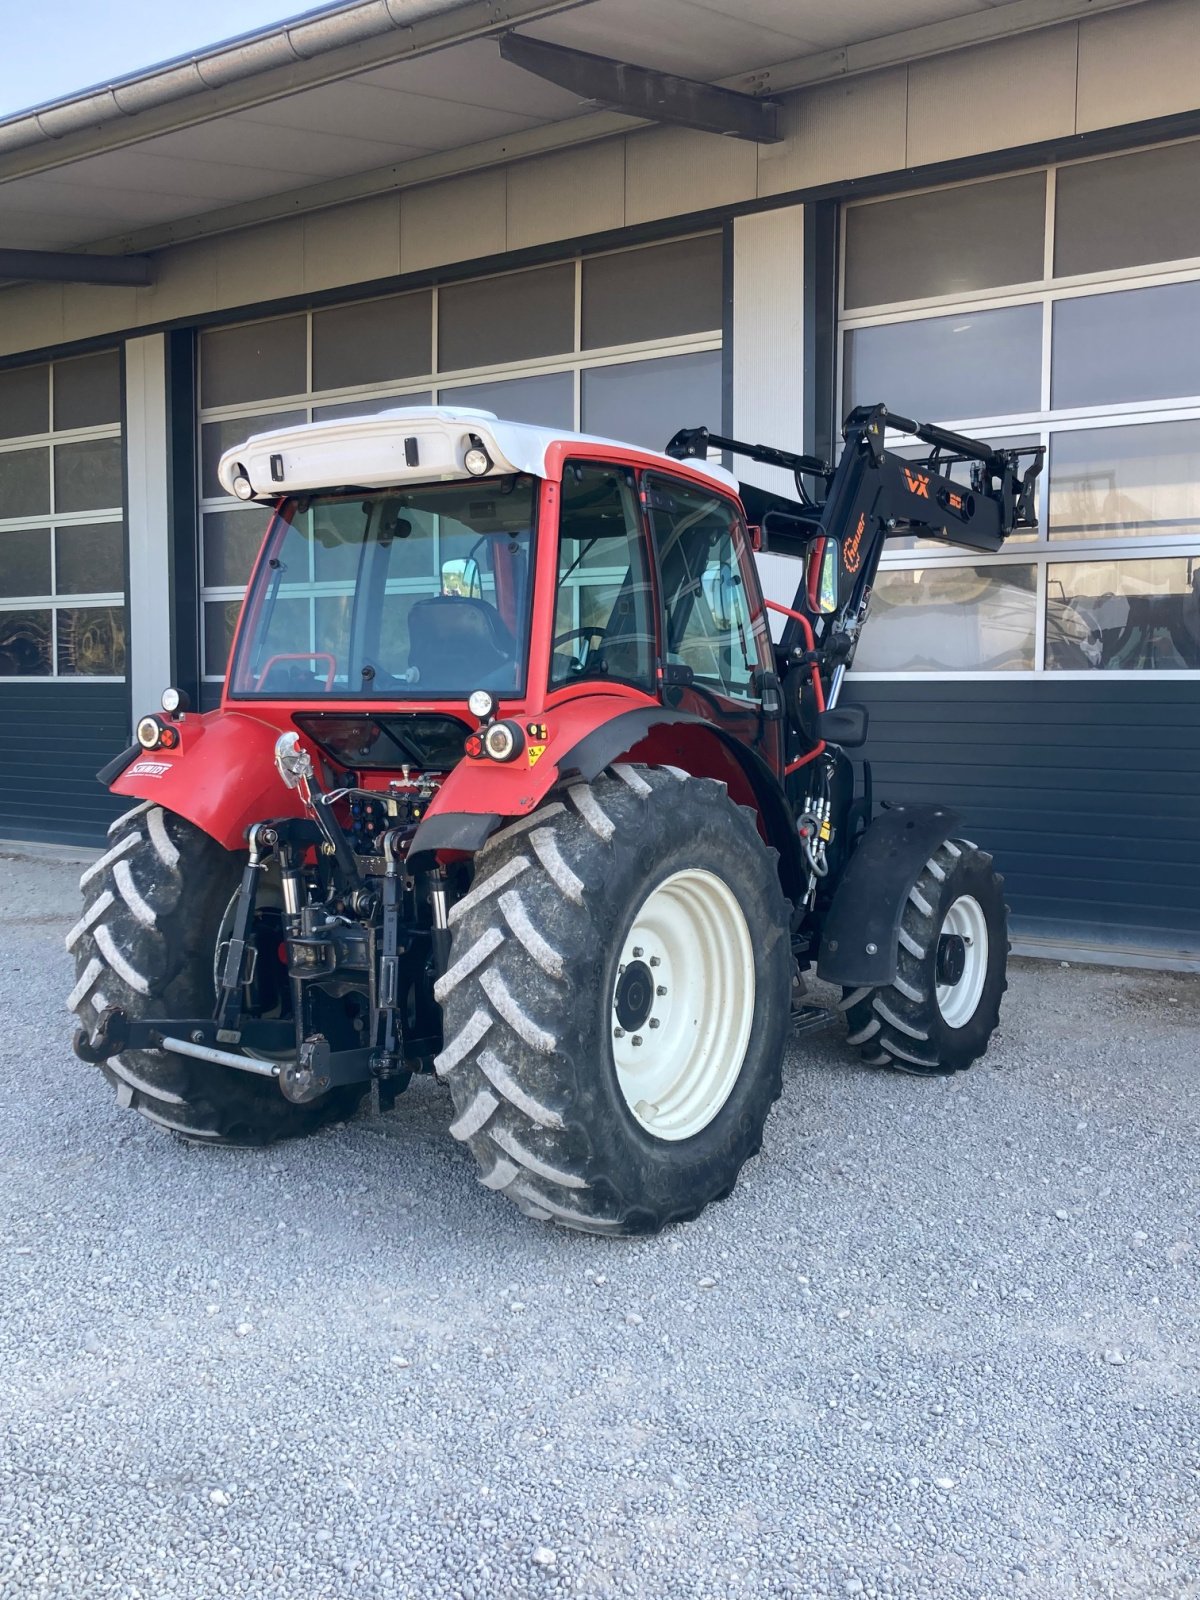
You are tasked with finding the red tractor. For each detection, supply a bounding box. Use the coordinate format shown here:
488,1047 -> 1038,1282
72,403 -> 1042,1234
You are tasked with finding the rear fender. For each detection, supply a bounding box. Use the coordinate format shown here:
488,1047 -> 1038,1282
107,709 -> 305,850
411,702 -> 806,905
816,803 -> 961,987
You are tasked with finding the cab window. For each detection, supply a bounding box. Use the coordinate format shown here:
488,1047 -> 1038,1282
550,461 -> 656,691
642,473 -> 765,700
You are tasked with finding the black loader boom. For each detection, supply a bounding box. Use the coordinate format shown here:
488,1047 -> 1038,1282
666,401 -> 1044,688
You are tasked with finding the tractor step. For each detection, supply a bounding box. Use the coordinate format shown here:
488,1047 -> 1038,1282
790,1003 -> 838,1037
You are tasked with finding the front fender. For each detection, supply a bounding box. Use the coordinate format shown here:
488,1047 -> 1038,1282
816,803 -> 961,988
107,709 -> 304,850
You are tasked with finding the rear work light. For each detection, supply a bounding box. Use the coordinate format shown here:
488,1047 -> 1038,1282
463,434 -> 493,476
136,715 -> 179,751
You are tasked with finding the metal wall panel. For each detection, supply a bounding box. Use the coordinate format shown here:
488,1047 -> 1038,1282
124,334 -> 172,723
846,679 -> 1200,958
1076,0 -> 1200,132
400,169 -> 508,274
215,217 -> 305,309
303,193 -> 401,292
625,124 -> 756,225
0,681 -> 128,845
505,140 -> 626,251
757,67 -> 909,198
906,26 -> 1078,166
732,205 -> 805,497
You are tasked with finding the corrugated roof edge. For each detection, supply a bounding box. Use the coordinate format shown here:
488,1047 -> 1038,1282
0,0 -> 477,154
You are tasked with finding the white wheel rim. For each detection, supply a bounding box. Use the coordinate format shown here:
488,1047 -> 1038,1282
935,894 -> 989,1029
610,868 -> 755,1142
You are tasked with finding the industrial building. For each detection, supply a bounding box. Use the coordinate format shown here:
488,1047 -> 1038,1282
1,0 -> 1197,964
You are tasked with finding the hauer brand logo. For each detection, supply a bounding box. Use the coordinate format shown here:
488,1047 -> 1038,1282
844,512 -> 866,573
127,760 -> 172,778
903,467 -> 931,499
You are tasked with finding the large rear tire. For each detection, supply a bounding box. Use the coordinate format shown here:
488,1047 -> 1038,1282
68,802 -> 367,1143
435,765 -> 793,1235
841,838 -> 1008,1076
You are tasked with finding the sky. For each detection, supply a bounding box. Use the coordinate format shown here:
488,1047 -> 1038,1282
0,0 -> 312,118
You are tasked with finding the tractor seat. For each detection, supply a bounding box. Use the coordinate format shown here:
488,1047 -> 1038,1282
405,595 -> 516,689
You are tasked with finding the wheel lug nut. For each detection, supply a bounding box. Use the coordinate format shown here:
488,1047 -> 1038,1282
656,985 -> 667,996
613,1026 -> 625,1038
632,946 -> 644,958
649,956 -> 660,968
648,1018 -> 660,1029
631,1035 -> 643,1047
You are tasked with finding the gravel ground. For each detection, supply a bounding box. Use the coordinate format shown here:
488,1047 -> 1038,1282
1,848 -> 1198,1600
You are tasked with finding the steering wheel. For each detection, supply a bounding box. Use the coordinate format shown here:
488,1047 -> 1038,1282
551,625 -> 608,667
256,651 -> 336,692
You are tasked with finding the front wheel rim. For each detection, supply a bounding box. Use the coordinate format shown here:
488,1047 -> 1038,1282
611,868 -> 755,1142
935,894 -> 989,1029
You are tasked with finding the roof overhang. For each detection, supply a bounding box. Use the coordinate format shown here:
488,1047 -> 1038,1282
0,0 -> 1152,270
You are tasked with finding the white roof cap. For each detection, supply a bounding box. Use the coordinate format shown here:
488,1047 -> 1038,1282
216,405 -> 740,500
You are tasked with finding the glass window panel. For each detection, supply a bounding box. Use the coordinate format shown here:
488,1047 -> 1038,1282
53,350 -> 120,430
204,599 -> 243,677
54,437 -> 122,513
312,292 -> 432,392
844,305 -> 1042,423
200,410 -> 305,500
438,265 -> 574,373
440,372 -> 573,429
845,174 -> 1046,310
0,446 -> 51,518
56,605 -> 126,676
645,473 -> 763,699
199,316 -> 307,408
1049,420 -> 1200,542
1051,280 -> 1200,409
203,506 -> 270,589
0,529 -> 51,597
581,349 -> 722,452
1046,554 -> 1200,670
1055,141 -> 1200,278
853,564 -> 1036,671
551,463 -> 654,691
55,522 -> 124,595
0,365 -> 49,440
0,607 -> 51,675
312,391 -> 432,422
581,235 -> 723,349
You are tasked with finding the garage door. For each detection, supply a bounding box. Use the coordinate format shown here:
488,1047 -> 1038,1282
838,139 -> 1200,957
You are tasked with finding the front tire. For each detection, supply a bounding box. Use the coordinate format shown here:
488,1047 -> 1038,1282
435,765 -> 793,1234
68,802 -> 366,1143
841,839 -> 1008,1075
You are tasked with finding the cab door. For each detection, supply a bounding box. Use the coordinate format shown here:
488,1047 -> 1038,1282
641,471 -> 783,777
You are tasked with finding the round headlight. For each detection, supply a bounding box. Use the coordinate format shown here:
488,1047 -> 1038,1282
160,686 -> 190,716
482,719 -> 523,763
232,464 -> 254,500
136,715 -> 164,750
467,689 -> 496,721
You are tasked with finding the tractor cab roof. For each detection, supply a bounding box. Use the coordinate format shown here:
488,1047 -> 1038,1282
216,404 -> 740,504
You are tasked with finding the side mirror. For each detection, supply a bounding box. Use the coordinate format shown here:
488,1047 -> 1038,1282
815,705 -> 869,749
806,537 -> 840,615
441,556 -> 482,598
